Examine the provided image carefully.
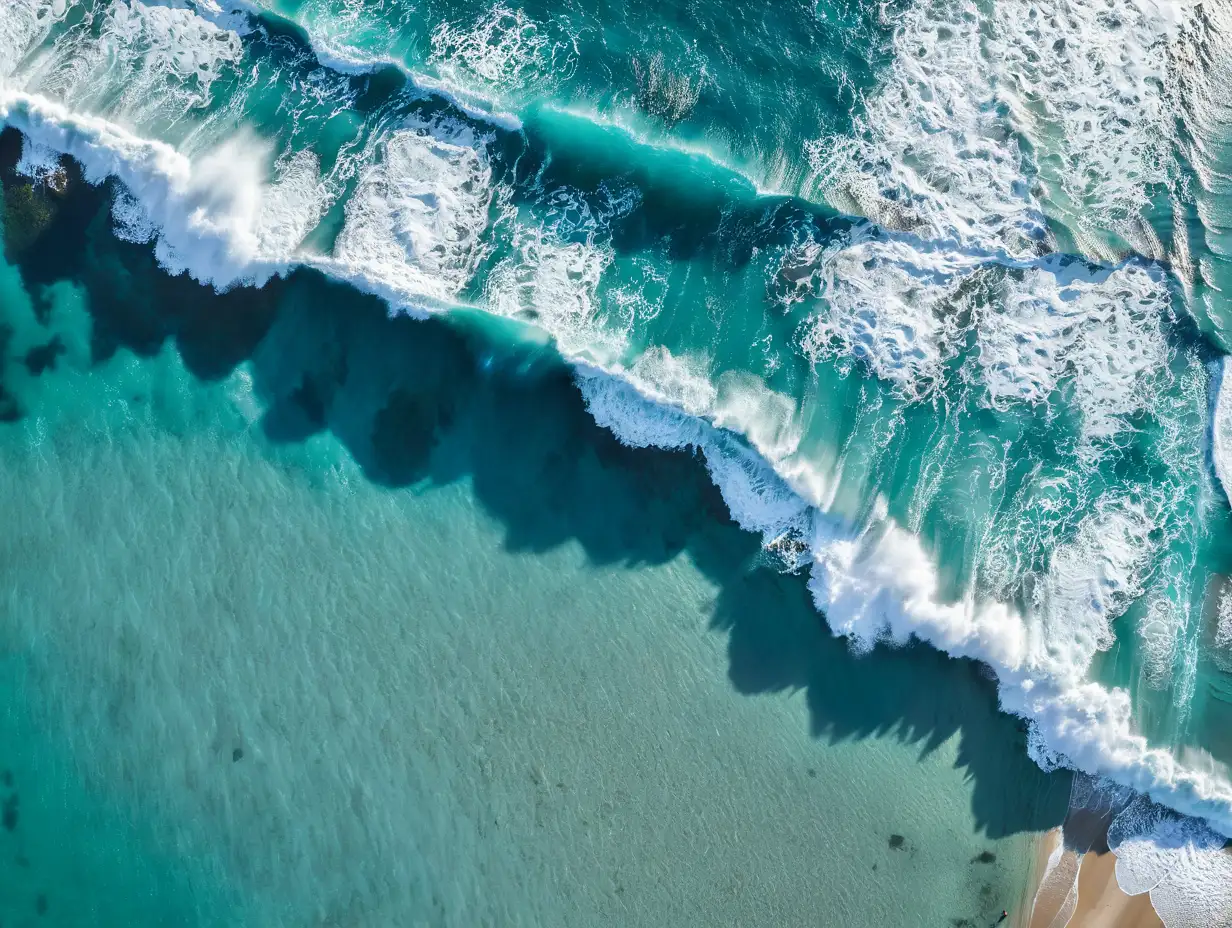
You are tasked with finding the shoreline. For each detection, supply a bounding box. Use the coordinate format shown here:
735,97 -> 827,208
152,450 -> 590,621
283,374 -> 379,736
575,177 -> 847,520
1067,850 -> 1162,928
1025,818 -> 1163,928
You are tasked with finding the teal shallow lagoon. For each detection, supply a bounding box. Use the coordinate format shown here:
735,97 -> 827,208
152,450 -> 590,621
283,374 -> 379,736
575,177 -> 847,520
0,153 -> 1068,926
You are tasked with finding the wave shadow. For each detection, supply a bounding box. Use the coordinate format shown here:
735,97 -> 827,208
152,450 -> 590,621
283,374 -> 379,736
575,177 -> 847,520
0,133 -> 1071,843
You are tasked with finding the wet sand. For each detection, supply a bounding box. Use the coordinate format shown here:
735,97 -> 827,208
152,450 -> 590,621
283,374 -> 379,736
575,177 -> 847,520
1025,828 -> 1073,928
1067,850 -> 1162,928
1025,815 -> 1163,928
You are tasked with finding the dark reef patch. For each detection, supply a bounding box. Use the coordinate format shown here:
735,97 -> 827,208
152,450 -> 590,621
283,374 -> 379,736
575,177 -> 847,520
1,794 -> 16,832
24,336 -> 65,376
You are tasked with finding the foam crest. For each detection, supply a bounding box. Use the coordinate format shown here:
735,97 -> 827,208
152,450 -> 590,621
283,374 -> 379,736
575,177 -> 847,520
1030,500 -> 1155,681
575,362 -> 707,451
794,234 -> 977,399
806,0 -> 1046,255
331,120 -> 495,305
484,184 -> 641,360
175,0 -> 527,129
625,347 -> 718,420
985,0 -> 1188,258
711,371 -> 803,467
0,91 -> 327,287
981,262 -> 1170,445
575,354 -> 810,538
486,233 -> 614,357
17,1 -> 244,132
807,517 -> 1029,664
428,5 -> 576,95
578,343 -> 1232,842
787,232 -> 1170,445
0,0 -> 69,79
1211,356 -> 1232,507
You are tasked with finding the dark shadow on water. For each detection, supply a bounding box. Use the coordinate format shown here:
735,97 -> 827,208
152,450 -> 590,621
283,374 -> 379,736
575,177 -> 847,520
0,133 -> 1071,841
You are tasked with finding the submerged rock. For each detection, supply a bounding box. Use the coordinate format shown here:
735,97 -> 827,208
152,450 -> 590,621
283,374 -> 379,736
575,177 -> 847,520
2,793 -> 16,831
45,166 -> 68,196
2,184 -> 53,258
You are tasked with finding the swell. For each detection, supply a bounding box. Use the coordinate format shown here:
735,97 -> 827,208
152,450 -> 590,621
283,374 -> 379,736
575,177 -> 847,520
190,0 -> 530,130
195,0 -> 820,201
178,0 -> 887,200
7,88 -> 1232,855
17,0 -> 1193,272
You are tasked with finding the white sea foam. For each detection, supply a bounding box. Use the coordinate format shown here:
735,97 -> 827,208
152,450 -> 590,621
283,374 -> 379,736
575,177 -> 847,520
793,234 -> 978,400
14,132 -> 62,182
980,261 -> 1171,446
808,0 -> 1190,260
1150,848 -> 1232,927
0,0 -> 70,80
1211,356 -> 1232,507
1169,4 -> 1232,328
0,89 -> 332,287
805,0 -> 1046,256
789,233 -> 1171,447
330,120 -> 495,304
484,183 -> 643,361
486,232 -> 614,358
110,186 -> 159,243
1110,795 -> 1219,895
428,5 -> 576,95
15,0 -> 244,134
183,0 -> 527,129
1104,793 -> 1232,926
786,0 -> 1184,444
985,0 -> 1190,259
794,0 -> 1192,451
1213,587 -> 1232,673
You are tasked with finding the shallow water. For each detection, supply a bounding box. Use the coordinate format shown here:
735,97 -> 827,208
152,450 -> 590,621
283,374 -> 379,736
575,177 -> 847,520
0,165 -> 1068,925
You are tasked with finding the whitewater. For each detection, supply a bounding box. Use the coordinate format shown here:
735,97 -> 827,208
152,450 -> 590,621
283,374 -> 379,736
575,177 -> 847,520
5,0 -> 1232,921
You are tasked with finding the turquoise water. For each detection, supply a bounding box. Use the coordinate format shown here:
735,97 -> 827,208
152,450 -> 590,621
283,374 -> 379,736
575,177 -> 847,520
0,158 -> 1069,925
5,0 -> 1232,922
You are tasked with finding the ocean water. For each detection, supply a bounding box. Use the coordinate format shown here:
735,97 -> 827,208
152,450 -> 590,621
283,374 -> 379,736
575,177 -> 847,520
3,0 -> 1232,923
0,159 -> 1069,926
